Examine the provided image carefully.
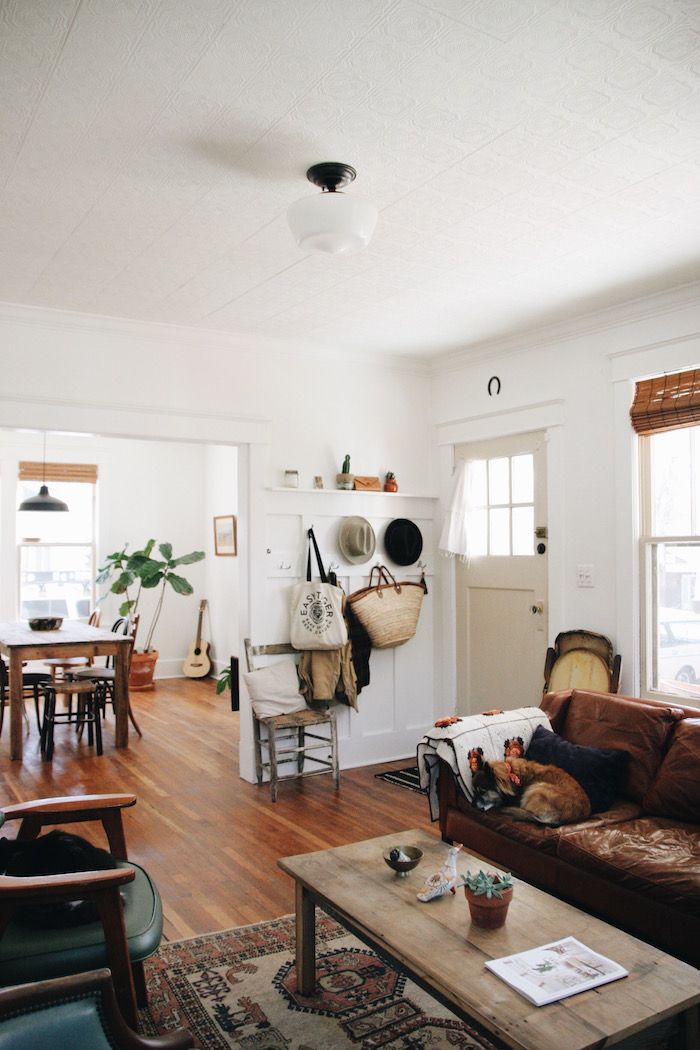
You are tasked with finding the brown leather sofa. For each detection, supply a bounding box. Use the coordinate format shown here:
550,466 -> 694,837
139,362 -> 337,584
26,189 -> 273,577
437,688 -> 700,968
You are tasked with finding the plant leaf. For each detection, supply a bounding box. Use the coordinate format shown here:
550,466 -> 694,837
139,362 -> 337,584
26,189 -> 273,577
118,599 -> 136,617
141,571 -> 164,589
171,550 -> 205,566
158,542 -> 173,562
110,571 -> 135,594
167,573 -> 193,595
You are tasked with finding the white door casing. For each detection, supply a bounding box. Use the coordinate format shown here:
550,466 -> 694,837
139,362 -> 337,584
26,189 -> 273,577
455,431 -> 548,714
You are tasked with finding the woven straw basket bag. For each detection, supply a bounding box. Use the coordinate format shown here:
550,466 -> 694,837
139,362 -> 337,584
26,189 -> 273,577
347,565 -> 426,649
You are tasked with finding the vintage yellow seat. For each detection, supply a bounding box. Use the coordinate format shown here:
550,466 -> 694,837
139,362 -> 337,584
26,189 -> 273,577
544,629 -> 622,694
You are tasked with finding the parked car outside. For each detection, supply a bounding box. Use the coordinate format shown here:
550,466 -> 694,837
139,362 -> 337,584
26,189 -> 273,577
657,609 -> 700,699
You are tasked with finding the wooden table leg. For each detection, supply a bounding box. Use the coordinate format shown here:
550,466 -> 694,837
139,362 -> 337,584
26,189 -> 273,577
113,644 -> 129,749
295,882 -> 316,995
9,650 -> 24,761
681,1004 -> 699,1049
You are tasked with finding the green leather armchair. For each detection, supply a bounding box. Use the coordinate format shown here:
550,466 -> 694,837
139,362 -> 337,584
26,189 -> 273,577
0,794 -> 162,1028
0,968 -> 193,1049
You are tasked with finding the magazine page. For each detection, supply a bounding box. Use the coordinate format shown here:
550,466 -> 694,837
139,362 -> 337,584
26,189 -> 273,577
485,937 -> 628,1007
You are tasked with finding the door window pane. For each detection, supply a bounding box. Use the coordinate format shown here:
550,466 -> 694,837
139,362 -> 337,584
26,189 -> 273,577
489,508 -> 510,555
468,509 -> 488,557
488,458 -> 509,505
511,454 -> 534,504
468,459 -> 487,507
512,506 -> 534,555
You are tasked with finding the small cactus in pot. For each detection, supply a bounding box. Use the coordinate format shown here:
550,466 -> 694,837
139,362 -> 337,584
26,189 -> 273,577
460,870 -> 513,928
384,471 -> 398,492
337,453 -> 354,490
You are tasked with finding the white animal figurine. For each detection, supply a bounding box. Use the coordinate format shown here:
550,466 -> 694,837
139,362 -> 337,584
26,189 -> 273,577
416,844 -> 462,902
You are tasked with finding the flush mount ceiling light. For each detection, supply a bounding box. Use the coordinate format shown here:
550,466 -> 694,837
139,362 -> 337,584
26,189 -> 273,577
287,162 -> 378,254
18,432 -> 69,512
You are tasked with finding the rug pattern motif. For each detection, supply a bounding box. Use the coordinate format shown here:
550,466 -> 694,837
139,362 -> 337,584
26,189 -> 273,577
140,913 -> 504,1049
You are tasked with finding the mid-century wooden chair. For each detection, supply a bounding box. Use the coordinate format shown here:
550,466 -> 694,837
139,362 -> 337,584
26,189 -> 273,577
70,616 -> 142,736
39,679 -> 107,759
543,629 -> 622,694
0,794 -> 162,1029
43,608 -> 101,680
240,639 -> 339,803
0,969 -> 193,1049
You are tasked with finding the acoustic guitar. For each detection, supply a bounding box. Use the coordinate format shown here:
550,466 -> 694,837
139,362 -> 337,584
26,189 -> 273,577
182,599 -> 211,678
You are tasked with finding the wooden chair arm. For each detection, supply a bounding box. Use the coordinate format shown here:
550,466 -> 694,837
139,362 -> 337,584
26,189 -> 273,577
0,866 -> 135,902
1,795 -> 137,861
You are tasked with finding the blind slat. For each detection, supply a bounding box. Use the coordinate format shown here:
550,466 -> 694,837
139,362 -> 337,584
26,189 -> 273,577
19,462 -> 98,484
630,369 -> 700,436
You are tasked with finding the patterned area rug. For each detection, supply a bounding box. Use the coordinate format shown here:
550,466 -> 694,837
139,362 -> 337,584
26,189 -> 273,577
139,912 -> 505,1049
373,765 -> 423,794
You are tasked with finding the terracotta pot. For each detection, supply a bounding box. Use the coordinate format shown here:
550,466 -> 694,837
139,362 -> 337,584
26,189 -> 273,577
384,478 -> 398,492
129,650 -> 158,691
465,886 -> 513,929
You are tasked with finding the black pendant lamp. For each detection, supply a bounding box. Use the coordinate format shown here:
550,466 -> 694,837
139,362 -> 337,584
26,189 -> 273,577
18,433 -> 69,512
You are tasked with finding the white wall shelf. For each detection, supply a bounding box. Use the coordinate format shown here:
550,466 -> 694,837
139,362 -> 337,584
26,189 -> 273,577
268,487 -> 438,499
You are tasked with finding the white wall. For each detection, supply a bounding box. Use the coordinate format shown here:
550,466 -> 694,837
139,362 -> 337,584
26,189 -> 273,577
204,445 -> 239,674
431,282 -> 700,702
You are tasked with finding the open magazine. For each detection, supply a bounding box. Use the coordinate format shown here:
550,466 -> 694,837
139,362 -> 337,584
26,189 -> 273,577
485,937 -> 628,1007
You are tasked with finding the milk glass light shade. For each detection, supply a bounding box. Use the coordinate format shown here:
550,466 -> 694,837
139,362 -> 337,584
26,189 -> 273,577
287,162 -> 378,254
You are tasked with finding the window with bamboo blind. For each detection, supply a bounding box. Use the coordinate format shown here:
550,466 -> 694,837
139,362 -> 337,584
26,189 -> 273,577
636,367 -> 700,705
630,369 -> 700,436
19,462 -> 98,484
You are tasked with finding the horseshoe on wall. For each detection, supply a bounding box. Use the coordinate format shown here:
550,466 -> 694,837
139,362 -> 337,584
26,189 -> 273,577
488,376 -> 501,396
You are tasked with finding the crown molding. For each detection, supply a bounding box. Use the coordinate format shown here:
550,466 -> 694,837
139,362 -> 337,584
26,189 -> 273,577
0,300 -> 431,377
429,279 -> 700,376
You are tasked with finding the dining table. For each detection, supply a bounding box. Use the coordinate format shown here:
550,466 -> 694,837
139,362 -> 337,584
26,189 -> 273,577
0,620 -> 133,760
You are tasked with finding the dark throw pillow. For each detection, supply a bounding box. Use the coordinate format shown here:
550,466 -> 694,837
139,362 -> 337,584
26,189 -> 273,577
525,724 -> 629,814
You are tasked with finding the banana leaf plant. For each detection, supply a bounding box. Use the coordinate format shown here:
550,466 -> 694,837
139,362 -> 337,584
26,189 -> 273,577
97,540 -> 205,652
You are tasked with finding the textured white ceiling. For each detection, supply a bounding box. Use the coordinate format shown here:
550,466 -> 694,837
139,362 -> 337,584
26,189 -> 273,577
1,0 -> 699,358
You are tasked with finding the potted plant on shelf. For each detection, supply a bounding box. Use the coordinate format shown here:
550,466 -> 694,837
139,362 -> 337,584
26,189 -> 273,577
460,870 -> 514,929
97,540 -> 205,690
384,471 -> 398,492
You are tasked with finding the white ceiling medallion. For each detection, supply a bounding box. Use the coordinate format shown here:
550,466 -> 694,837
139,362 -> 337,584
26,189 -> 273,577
287,163 -> 378,255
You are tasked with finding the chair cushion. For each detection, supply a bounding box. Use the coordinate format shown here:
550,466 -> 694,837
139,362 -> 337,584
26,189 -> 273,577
547,650 -> 611,693
525,725 -> 629,814
0,995 -> 114,1050
0,861 -> 161,985
643,719 -> 700,821
244,660 -> 306,718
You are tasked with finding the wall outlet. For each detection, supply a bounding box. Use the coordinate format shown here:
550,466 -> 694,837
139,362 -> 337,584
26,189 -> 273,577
576,564 -> 594,588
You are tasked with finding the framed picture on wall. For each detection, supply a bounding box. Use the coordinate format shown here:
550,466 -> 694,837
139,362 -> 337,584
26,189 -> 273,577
214,515 -> 237,556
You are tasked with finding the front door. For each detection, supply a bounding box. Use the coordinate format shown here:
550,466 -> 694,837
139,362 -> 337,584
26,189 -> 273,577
455,431 -> 548,714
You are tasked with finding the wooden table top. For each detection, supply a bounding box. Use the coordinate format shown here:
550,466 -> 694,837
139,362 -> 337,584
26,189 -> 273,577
279,828 -> 700,1050
0,620 -> 132,648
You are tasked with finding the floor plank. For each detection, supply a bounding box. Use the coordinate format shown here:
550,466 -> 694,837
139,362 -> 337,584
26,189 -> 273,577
0,679 -> 435,940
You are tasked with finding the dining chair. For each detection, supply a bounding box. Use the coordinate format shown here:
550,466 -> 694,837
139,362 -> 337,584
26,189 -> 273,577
42,608 -> 102,681
0,659 -> 52,736
70,616 -> 142,736
0,794 -> 162,1029
39,679 -> 107,759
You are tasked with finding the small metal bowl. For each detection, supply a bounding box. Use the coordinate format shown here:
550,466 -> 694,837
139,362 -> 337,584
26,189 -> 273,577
383,845 -> 423,877
28,617 -> 63,631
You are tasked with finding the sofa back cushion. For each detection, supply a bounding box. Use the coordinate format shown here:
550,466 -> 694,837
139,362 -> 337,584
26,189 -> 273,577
558,691 -> 683,803
643,719 -> 700,821
525,724 -> 629,813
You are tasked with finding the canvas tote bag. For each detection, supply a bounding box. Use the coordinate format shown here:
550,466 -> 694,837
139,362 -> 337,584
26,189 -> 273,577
290,528 -> 348,651
347,565 -> 427,649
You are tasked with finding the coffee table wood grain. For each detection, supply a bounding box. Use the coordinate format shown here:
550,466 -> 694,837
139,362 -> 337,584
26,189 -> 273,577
279,828 -> 700,1050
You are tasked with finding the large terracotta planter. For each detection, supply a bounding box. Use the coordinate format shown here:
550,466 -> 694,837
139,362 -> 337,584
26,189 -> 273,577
465,886 -> 513,929
129,650 -> 158,691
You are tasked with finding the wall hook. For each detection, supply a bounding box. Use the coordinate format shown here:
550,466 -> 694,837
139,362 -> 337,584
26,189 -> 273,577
279,561 -> 291,570
328,560 -> 339,572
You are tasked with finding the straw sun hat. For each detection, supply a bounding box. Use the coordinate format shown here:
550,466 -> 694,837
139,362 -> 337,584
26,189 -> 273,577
338,516 -> 376,564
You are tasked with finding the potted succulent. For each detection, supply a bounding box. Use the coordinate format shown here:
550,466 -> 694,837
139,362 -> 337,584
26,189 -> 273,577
460,870 -> 514,929
97,540 -> 205,690
336,453 -> 354,490
384,471 -> 398,492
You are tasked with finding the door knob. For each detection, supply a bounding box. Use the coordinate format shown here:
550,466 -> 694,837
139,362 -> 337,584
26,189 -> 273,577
530,603 -> 544,615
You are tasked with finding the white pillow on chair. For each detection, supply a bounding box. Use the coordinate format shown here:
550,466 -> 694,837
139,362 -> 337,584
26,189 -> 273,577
243,660 -> 307,718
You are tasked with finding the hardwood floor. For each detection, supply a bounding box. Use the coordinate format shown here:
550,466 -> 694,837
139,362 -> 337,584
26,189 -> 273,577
0,679 -> 435,941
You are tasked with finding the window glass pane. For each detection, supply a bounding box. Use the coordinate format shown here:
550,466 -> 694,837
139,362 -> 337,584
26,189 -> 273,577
512,506 -> 534,555
19,544 -> 94,621
489,508 -> 510,555
488,457 -> 509,505
17,481 -> 94,543
650,429 -> 692,536
511,454 -> 533,504
467,509 -> 488,557
651,542 -> 700,700
468,459 -> 487,507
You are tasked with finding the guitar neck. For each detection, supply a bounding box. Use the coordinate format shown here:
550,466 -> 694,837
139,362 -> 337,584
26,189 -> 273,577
195,600 -> 207,648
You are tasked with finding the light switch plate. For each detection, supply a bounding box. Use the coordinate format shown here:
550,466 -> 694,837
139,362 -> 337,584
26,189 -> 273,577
576,564 -> 594,588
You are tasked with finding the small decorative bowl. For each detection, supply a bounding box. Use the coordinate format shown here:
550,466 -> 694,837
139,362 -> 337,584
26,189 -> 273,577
383,845 -> 423,877
28,617 -> 63,631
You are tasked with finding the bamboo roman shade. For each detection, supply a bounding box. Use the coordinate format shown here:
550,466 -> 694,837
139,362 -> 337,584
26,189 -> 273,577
630,369 -> 700,436
19,462 -> 98,484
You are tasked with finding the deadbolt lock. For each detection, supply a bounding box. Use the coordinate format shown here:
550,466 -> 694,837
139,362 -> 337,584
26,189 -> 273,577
535,526 -> 548,539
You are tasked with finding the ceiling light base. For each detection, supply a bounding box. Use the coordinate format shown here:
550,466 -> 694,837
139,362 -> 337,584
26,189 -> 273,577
306,162 -> 357,192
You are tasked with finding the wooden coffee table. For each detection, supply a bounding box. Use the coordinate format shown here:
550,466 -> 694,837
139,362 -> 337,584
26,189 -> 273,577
279,829 -> 700,1050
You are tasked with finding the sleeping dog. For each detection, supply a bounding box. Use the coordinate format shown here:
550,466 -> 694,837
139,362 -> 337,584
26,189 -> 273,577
471,755 -> 591,826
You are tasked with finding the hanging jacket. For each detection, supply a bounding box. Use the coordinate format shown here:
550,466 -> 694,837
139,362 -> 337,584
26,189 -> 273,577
298,641 -> 358,710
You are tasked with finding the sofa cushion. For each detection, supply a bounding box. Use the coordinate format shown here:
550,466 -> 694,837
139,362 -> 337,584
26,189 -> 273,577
559,691 -> 684,803
525,725 -> 629,814
556,818 -> 700,917
643,719 -> 700,821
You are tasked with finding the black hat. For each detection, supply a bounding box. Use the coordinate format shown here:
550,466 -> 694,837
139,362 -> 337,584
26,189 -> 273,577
384,519 -> 423,566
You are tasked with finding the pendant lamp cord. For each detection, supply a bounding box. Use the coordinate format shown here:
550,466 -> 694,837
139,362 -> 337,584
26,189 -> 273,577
42,432 -> 46,485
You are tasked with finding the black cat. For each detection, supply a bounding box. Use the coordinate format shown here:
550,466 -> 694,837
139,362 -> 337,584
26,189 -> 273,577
0,830 -> 118,928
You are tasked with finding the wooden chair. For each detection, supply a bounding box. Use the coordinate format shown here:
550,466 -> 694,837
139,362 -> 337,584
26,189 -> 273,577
0,659 -> 51,735
39,679 -> 106,759
0,794 -> 162,1029
70,616 -> 142,737
0,969 -> 193,1049
43,608 -> 102,680
240,639 -> 339,803
544,629 -> 622,694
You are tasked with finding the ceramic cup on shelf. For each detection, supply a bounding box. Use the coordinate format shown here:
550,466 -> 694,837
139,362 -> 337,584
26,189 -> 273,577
284,470 -> 299,488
